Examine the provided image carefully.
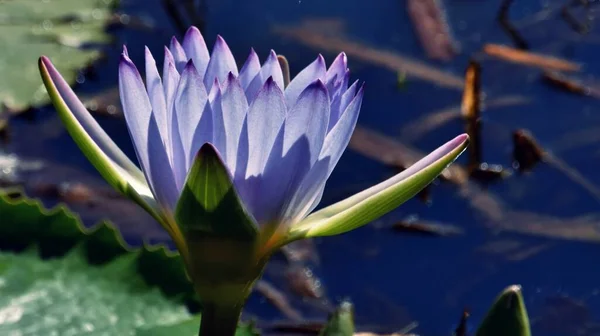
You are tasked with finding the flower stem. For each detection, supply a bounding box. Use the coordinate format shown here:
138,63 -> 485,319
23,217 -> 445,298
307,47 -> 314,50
198,301 -> 243,336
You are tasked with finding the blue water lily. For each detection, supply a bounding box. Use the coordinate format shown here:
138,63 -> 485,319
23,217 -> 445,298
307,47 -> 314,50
39,26 -> 468,335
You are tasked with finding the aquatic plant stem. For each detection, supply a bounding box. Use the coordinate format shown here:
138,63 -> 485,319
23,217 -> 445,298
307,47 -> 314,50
198,301 -> 243,336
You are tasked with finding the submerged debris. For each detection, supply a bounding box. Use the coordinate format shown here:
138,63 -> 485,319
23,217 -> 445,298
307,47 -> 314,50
469,163 -> 512,184
254,280 -> 303,321
497,0 -> 529,49
512,129 -> 546,172
161,0 -> 206,35
406,0 -> 458,61
561,0 -> 596,34
392,216 -> 464,236
285,265 -> 325,300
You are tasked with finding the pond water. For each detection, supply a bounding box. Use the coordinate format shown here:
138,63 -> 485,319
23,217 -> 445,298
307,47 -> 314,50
6,0 -> 600,334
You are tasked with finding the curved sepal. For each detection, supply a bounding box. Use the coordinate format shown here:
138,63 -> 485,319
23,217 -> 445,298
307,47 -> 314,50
175,143 -> 258,240
476,285 -> 532,336
38,56 -> 163,224
290,134 -> 469,238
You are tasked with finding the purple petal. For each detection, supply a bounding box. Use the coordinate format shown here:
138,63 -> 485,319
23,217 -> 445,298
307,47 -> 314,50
169,37 -> 188,73
239,49 -> 261,90
119,55 -> 152,172
325,53 -> 347,86
292,85 -> 364,219
284,80 -> 330,166
328,80 -> 359,131
162,57 -> 186,188
119,55 -> 178,210
182,26 -> 210,79
284,55 -> 326,108
281,157 -> 331,222
221,73 -> 249,173
189,96 -> 214,171
253,129 -> 311,223
321,85 -> 364,170
234,116 -> 250,181
147,114 -> 179,210
245,77 -> 286,177
209,78 -> 227,160
204,35 -> 239,91
144,47 -> 169,152
171,110 -> 186,190
174,61 -> 209,172
232,116 -> 251,208
245,50 -> 285,103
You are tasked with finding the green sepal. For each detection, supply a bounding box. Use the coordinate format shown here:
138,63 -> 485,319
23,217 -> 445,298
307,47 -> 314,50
175,143 -> 258,240
291,134 -> 469,238
38,56 -> 164,226
476,285 -> 532,336
175,143 -> 263,302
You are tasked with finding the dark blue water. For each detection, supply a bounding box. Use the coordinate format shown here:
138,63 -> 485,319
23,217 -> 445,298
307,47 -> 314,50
8,0 -> 600,334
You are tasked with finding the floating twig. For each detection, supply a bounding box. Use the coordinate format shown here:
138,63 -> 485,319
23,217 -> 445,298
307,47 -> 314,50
483,44 -> 581,72
461,60 -> 483,170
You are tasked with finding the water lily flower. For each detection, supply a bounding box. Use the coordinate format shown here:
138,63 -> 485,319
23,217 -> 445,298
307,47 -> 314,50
39,26 -> 468,335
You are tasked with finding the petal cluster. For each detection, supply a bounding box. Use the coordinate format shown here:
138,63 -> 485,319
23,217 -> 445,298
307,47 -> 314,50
119,26 -> 364,227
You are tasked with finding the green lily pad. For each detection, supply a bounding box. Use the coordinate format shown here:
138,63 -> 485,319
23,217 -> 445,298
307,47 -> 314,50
0,192 -> 260,335
0,0 -> 118,112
